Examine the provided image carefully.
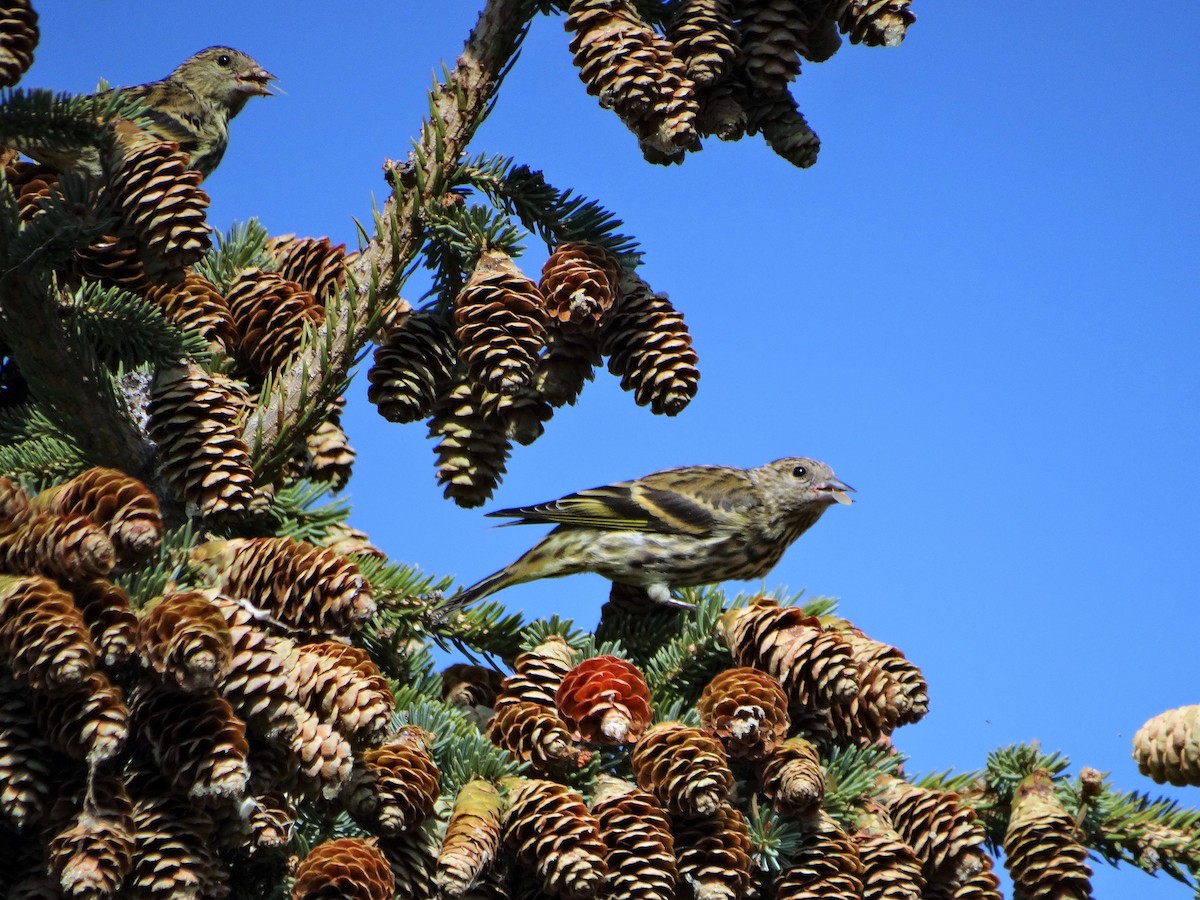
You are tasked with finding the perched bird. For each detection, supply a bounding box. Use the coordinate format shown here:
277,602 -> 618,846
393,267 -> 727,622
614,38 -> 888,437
14,46 -> 275,179
446,457 -> 853,613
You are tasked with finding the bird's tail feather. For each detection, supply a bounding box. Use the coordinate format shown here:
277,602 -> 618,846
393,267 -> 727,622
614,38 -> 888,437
433,567 -> 516,621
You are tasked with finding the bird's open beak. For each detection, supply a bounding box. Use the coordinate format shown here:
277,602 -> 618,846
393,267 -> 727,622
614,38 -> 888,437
237,66 -> 277,97
817,477 -> 855,505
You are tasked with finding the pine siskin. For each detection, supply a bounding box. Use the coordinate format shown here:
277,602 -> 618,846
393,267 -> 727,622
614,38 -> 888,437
14,46 -> 275,179
445,457 -> 853,612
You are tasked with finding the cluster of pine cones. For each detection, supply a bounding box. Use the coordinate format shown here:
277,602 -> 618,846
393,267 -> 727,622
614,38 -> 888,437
368,245 -> 699,508
562,0 -> 917,165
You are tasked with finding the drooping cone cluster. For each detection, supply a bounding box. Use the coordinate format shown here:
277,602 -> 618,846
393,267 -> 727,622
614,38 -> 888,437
1133,704 -> 1200,786
555,654 -> 652,745
502,776 -> 609,899
668,0 -> 739,87
293,836 -> 395,900
427,375 -> 512,508
226,268 -> 326,377
565,0 -> 701,162
0,0 -> 39,88
1003,769 -> 1094,900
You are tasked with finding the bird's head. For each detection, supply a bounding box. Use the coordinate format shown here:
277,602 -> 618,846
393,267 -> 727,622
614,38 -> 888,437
171,47 -> 276,116
758,457 -> 855,515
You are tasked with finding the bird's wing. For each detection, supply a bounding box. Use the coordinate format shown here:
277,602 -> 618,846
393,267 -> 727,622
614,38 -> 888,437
486,465 -> 760,536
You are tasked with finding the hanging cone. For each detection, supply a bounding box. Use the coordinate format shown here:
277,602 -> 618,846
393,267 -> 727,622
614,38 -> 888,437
454,250 -> 548,395
535,326 -> 602,408
441,661 -> 505,719
125,773 -> 227,899
502,777 -> 608,899
45,772 -> 135,899
1133,705 -> 1200,786
378,820 -> 441,900
342,726 -> 441,836
852,802 -> 926,900
32,669 -> 128,764
538,241 -> 621,332
144,272 -> 238,355
286,706 -> 354,800
0,679 -> 55,830
0,574 -> 98,691
759,735 -> 825,815
477,383 -> 554,447
668,0 -> 738,87
266,233 -> 349,303
293,836 -> 395,900
0,475 -> 115,581
494,634 -> 577,710
602,273 -> 699,416
746,87 -> 820,168
72,233 -> 149,292
290,640 -> 394,745
436,778 -> 504,897
488,699 -> 579,771
302,398 -> 355,490
738,0 -> 812,92
825,616 -> 928,726
68,578 -> 132,669
428,376 -> 512,508
673,801 -> 753,900
225,269 -> 325,376
591,775 -> 678,900
834,0 -> 915,46
696,666 -> 790,761
0,1 -> 39,89
774,810 -> 864,900
4,159 -> 60,225
1003,769 -> 1093,900
193,536 -> 376,636
146,362 -> 258,519
554,654 -> 652,745
630,721 -> 733,818
368,307 -> 457,424
108,140 -> 211,274
137,591 -> 234,691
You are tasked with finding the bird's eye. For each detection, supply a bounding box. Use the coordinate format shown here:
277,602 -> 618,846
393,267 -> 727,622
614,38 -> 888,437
217,54 -> 232,67
792,465 -> 808,478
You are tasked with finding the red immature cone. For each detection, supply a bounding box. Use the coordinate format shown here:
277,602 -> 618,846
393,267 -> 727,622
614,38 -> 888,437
0,0 -> 39,89
1003,769 -> 1093,900
267,233 -> 349,302
1133,705 -> 1200,786
137,591 -> 234,691
0,574 -> 98,691
555,654 -> 652,745
33,669 -> 129,764
291,640 -> 394,745
673,801 -> 754,900
696,666 -> 790,762
292,837 -> 395,900
630,721 -> 733,818
591,775 -> 678,900
226,269 -> 325,376
341,726 -> 441,836
488,699 -> 579,772
144,272 -> 238,355
759,735 -> 825,815
502,777 -> 608,900
436,778 -> 504,897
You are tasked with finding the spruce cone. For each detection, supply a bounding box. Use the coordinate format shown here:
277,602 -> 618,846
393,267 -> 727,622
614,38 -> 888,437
591,776 -> 678,900
555,654 -> 652,745
70,578 -> 134,669
131,681 -> 250,804
144,272 -> 238,354
746,87 -> 820,168
125,777 -> 227,899
146,362 -> 257,518
494,634 -> 577,710
852,803 -> 925,900
0,679 -> 54,829
668,0 -> 739,87
759,735 -> 825,815
286,706 -> 355,800
477,384 -> 554,447
429,376 -> 512,508
565,0 -> 701,161
1133,705 -> 1200,786
109,140 -> 211,273
488,699 -> 579,771
538,241 -> 621,332
738,0 -> 811,91
4,159 -> 59,224
0,473 -> 30,520
46,772 -> 135,899
1003,769 -> 1093,900
602,274 -> 699,416
267,233 -> 348,302
442,661 -> 505,717
302,401 -> 356,490
454,250 -> 548,395
226,268 -> 325,376
73,233 -> 148,292
502,777 -> 608,900
293,836 -> 395,900
378,821 -> 441,900
630,721 -> 733,818
291,640 -> 394,744
825,616 -> 928,726
0,505 -> 115,581
673,801 -> 753,900
368,308 -> 457,423
341,727 -> 440,835
696,666 -> 790,761
137,591 -> 234,691
774,810 -> 864,900
32,669 -> 128,764
0,574 -> 98,691
835,0 -> 915,47
437,778 -> 504,897
0,0 -> 38,89
535,327 -> 602,407
31,466 -> 162,567
194,536 -> 376,636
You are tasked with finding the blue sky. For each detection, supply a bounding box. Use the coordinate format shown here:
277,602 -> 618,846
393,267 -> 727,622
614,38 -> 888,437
23,3 -> 1200,895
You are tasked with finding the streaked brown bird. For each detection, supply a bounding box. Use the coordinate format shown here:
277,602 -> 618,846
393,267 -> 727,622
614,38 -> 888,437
446,457 -> 853,612
14,46 -> 275,179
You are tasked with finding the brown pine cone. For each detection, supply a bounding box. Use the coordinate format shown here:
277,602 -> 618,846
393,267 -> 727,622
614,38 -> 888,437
825,616 -> 928,726
454,250 -> 548,395
0,504 -> 115,581
668,0 -> 739,87
377,822 -> 441,900
538,241 -> 621,332
535,326 -> 602,408
0,574 -> 98,691
502,777 -> 608,900
852,802 -> 925,900
125,773 -> 227,899
302,402 -> 356,490
745,86 -> 820,168
266,233 -> 349,302
834,0 -> 915,47
1003,769 -> 1093,900
0,679 -> 55,829
428,375 -> 512,508
591,775 -> 678,900
32,669 -> 129,764
738,0 -> 810,91
72,232 -> 149,292
555,654 -> 652,745
4,159 -> 60,224
630,721 -> 733,818
602,273 -> 699,416
494,634 -> 577,710
487,699 -> 579,771
225,268 -> 325,376
436,778 -> 504,897
442,661 -> 505,715
696,665 -> 790,761
285,706 -> 355,800
108,140 -> 211,275
0,0 -> 39,89
774,810 -> 864,900
137,591 -> 234,691
144,272 -> 238,355
1133,705 -> 1200,786
759,735 -> 824,815
293,836 -> 395,900
367,308 -> 457,424
342,726 -> 441,836
291,640 -> 394,745
673,801 -> 753,900
46,772 -> 135,899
